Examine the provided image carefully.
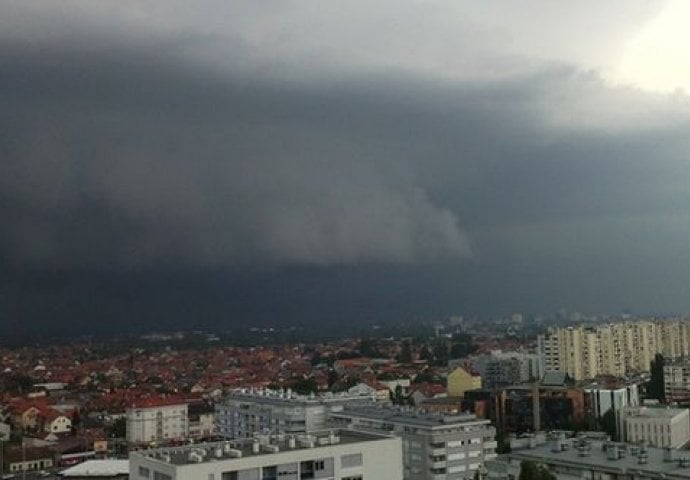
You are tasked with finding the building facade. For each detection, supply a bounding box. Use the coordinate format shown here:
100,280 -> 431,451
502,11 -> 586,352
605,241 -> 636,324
129,429 -> 402,480
215,389 -> 374,439
623,406 -> 690,448
539,319 -> 690,380
583,383 -> 640,439
447,367 -> 482,398
664,360 -> 690,403
330,407 -> 496,480
126,400 -> 189,445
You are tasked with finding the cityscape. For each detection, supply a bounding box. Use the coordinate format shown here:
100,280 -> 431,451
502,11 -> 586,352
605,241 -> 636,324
4,1 -> 690,480
3,313 -> 690,479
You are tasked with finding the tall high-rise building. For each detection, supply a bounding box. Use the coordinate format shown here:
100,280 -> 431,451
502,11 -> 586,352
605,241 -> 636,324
539,319 -> 690,381
663,358 -> 690,403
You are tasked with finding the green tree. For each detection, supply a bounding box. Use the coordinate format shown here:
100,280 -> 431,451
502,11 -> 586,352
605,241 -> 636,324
449,332 -> 478,359
419,346 -> 433,362
357,338 -> 380,357
495,428 -> 511,454
519,460 -> 556,480
109,417 -> 126,438
538,466 -> 557,480
393,385 -> 405,405
518,460 -> 539,480
327,369 -> 339,389
648,353 -> 666,402
432,340 -> 449,366
291,377 -> 318,395
397,341 -> 412,363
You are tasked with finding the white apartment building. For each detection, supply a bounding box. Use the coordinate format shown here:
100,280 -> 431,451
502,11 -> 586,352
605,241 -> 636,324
215,389 -> 374,439
126,400 -> 189,445
129,429 -> 402,480
189,411 -> 215,440
623,406 -> 690,448
330,407 -> 496,480
539,319 -> 690,380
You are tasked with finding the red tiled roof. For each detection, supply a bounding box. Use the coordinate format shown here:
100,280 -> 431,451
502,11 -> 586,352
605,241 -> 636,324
128,395 -> 188,409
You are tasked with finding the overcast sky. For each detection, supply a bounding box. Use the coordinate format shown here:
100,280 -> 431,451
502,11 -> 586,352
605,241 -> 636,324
3,0 -> 690,335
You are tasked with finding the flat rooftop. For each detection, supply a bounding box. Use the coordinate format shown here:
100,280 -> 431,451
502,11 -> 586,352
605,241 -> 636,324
133,430 -> 392,467
507,439 -> 690,478
331,406 -> 491,428
625,407 -> 688,419
223,390 -> 375,406
59,459 -> 129,477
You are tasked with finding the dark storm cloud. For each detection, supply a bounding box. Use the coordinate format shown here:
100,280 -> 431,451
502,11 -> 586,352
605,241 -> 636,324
3,0 -> 690,331
3,38 -> 690,273
1,41 -> 475,268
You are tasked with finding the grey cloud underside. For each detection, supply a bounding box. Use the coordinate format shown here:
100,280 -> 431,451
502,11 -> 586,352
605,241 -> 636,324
4,25 -> 690,323
1,43 -> 475,268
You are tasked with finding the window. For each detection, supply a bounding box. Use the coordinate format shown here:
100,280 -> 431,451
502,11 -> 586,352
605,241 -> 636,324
153,473 -> 172,480
139,466 -> 150,478
341,454 -> 363,469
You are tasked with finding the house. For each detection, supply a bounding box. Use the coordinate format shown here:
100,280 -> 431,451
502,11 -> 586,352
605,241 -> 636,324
44,410 -> 72,434
9,402 -> 43,432
447,366 -> 482,397
347,382 -> 390,402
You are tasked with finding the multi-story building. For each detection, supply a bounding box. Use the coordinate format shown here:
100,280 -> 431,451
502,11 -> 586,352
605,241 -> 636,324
539,319 -> 690,380
487,433 -> 690,480
215,389 -> 374,439
329,406 -> 496,480
495,382 -> 585,434
129,429 -> 402,480
466,351 -> 541,389
664,359 -> 690,403
583,382 -> 640,439
623,406 -> 690,448
188,405 -> 215,440
126,399 -> 189,445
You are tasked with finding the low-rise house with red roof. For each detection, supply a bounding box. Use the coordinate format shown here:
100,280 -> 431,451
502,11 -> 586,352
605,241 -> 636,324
43,409 -> 72,434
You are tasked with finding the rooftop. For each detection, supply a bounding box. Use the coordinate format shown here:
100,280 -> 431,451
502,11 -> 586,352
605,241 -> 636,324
223,388 -> 375,405
59,459 -> 129,477
331,406 -> 491,428
132,430 -> 391,467
504,437 -> 690,478
624,406 -> 689,419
